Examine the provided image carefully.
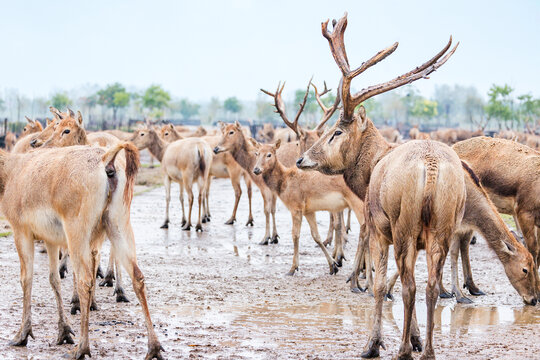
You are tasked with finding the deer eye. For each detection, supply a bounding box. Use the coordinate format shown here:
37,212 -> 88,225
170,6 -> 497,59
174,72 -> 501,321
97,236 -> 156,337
267,153 -> 272,158
141,133 -> 145,136
229,131 -> 234,135
62,129 -> 70,135
23,128 -> 27,131
165,132 -> 169,136
523,268 -> 528,274
334,130 -> 342,136
255,152 -> 259,156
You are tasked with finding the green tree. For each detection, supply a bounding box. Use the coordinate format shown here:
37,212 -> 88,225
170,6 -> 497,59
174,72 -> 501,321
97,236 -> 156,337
485,84 -> 514,130
81,94 -> 98,124
224,97 -> 242,119
293,88 -> 317,126
178,98 -> 200,120
97,83 -> 130,126
142,85 -> 171,119
207,97 -> 222,123
50,92 -> 72,110
464,91 -> 486,129
256,94 -> 274,123
410,98 -> 438,122
516,94 -> 540,130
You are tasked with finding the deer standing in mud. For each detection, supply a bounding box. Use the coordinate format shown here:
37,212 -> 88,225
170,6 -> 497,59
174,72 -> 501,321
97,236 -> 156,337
130,126 -> 212,231
453,136 -> 540,300
0,142 -> 163,359
297,13 -> 464,359
160,124 -> 254,226
252,139 -> 364,275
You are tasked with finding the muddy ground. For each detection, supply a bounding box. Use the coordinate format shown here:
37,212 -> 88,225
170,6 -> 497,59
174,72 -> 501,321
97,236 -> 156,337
0,164 -> 539,359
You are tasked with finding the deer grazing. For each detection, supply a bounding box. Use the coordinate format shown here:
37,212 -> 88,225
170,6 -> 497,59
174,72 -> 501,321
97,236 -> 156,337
252,139 -> 364,275
160,124 -> 254,226
453,136 -> 540,300
0,142 -> 163,359
130,126 -> 212,231
297,13 -> 463,359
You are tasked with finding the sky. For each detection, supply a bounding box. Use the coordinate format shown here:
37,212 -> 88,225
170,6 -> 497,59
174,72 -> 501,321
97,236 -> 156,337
1,0 -> 539,102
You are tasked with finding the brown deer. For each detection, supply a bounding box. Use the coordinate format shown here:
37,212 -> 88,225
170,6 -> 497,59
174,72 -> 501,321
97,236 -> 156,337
130,126 -> 212,231
297,13 -> 463,359
409,125 -> 430,140
4,132 -> 17,151
160,124 -> 254,226
453,136 -> 540,299
23,116 -> 43,135
0,143 -> 163,359
11,117 -> 56,153
384,164 -> 537,305
252,139 -> 365,275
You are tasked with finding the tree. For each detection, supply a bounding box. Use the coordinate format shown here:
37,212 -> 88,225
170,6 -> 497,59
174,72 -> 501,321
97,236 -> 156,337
224,97 -> 242,119
97,83 -> 130,126
410,98 -> 438,122
178,98 -> 200,120
207,97 -> 222,123
256,94 -> 274,123
485,84 -> 514,130
0,97 -> 5,113
80,94 -> 98,125
50,92 -> 71,111
293,87 -> 317,126
142,85 -> 171,120
433,84 -> 455,127
516,94 -> 540,130
464,90 -> 486,129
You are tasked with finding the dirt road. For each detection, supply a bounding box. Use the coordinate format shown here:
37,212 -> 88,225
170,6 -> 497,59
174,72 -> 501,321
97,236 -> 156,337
0,178 -> 538,359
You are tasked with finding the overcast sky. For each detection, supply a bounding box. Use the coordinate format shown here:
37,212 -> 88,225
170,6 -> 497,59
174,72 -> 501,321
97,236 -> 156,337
1,0 -> 538,101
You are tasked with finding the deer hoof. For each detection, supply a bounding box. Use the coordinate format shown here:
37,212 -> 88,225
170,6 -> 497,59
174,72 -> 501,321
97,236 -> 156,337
160,220 -> 169,229
195,224 -> 203,232
56,325 -> 75,345
470,236 -> 477,245
74,344 -> 92,359
411,335 -> 423,352
70,299 -> 80,315
360,338 -> 383,358
115,288 -> 130,303
201,217 -> 207,223
346,227 -> 351,234
259,237 -> 270,245
351,286 -> 365,293
182,223 -> 192,231
9,325 -> 34,346
59,265 -> 68,279
384,293 -> 394,301
181,219 -> 187,227
464,283 -> 485,296
245,218 -> 254,227
271,235 -> 279,244
90,300 -> 99,311
439,290 -> 453,299
145,343 -> 165,360
330,263 -> 339,275
456,296 -> 474,304
96,265 -> 104,279
225,218 -> 236,225
286,267 -> 298,276
99,275 -> 114,287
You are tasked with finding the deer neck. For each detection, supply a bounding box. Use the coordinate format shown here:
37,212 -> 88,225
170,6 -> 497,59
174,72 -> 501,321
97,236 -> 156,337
344,120 -> 393,199
230,135 -> 256,173
148,132 -> 167,162
262,159 -> 289,195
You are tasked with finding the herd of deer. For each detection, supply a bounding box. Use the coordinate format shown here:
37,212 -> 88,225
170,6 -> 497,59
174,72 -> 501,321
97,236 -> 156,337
1,12 -> 539,360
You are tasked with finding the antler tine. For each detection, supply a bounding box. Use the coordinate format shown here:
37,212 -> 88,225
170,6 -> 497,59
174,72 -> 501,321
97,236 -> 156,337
352,38 -> 459,105
292,77 -> 312,128
261,81 -> 299,137
314,80 -> 342,131
312,81 -> 331,113
321,13 -> 350,76
25,116 -> 33,123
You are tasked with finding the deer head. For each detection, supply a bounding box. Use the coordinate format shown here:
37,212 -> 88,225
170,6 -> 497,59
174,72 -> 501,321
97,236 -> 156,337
23,116 -> 43,135
297,12 -> 458,174
214,121 -> 245,155
130,126 -> 159,150
253,139 -> 280,176
30,116 -> 61,148
159,124 -> 183,142
42,110 -> 86,148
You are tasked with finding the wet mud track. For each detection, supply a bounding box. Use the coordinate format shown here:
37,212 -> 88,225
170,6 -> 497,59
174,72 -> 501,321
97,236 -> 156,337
0,178 -> 538,359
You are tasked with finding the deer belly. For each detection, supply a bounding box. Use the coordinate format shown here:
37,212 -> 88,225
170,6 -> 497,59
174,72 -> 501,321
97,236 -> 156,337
24,208 -> 67,246
305,192 -> 347,212
489,193 -> 515,215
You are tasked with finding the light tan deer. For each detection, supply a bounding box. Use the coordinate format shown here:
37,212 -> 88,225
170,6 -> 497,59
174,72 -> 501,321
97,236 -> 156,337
11,117 -> 56,153
297,13 -> 464,359
453,136 -> 540,299
4,132 -> 17,151
252,139 -> 364,275
130,126 -> 212,231
23,116 -> 43,135
160,124 -> 254,226
0,142 -> 163,359
409,125 -> 430,140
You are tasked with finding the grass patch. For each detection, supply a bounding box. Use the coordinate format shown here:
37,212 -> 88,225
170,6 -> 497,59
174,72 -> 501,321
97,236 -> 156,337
134,184 -> 162,197
0,231 -> 12,237
141,163 -> 160,168
500,213 -> 516,229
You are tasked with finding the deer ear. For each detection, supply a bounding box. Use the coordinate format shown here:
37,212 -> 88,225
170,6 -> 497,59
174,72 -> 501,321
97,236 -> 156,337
46,118 -> 53,126
248,137 -> 259,148
25,116 -> 34,126
77,111 -> 84,127
218,121 -> 226,131
356,105 -> 368,131
235,120 -> 241,130
169,124 -> 174,130
49,106 -> 64,119
275,138 -> 281,149
67,108 -> 75,118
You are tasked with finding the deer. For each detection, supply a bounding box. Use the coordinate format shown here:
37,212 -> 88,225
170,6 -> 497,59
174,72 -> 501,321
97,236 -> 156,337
4,132 -> 17,151
453,136 -> 540,300
383,163 -> 537,305
409,125 -> 430,140
0,142 -> 164,359
11,117 -> 56,153
252,139 -> 365,275
160,124 -> 254,226
130,125 -> 212,231
296,13 -> 466,359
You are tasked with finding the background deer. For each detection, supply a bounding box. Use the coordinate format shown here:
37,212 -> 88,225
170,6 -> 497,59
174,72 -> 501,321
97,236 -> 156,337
131,126 -> 212,231
297,13 -> 462,359
0,142 -> 163,359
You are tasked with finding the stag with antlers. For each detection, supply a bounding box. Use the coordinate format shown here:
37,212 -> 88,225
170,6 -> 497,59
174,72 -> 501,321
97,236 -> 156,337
297,13 -> 467,359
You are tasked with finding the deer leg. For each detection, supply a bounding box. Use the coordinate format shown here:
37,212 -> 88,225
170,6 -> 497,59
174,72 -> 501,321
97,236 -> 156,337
287,211 -> 302,275
348,224 -> 367,293
245,175 -> 254,226
450,235 -> 472,304
195,178 -> 205,232
516,210 -> 540,297
179,181 -> 186,227
45,243 -> 75,345
270,193 -> 279,244
9,232 -> 35,347
422,236 -> 449,360
203,176 -> 211,223
305,212 -> 339,275
225,171 -> 242,225
385,271 -> 399,301
160,176 -> 171,228
324,212 -> 334,247
410,306 -> 423,352
460,230 -> 485,296
114,258 -> 129,303
346,208 -> 352,233
59,249 -> 69,279
259,192 -> 272,245
332,212 -> 346,267
99,247 -> 115,287
361,230 -> 389,358
106,218 -> 164,360
182,179 -> 194,231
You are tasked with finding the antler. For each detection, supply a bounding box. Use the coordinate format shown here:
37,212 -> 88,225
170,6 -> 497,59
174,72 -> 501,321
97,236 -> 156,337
311,81 -> 341,131
261,78 -> 312,138
322,12 -> 458,121
49,106 -> 64,119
